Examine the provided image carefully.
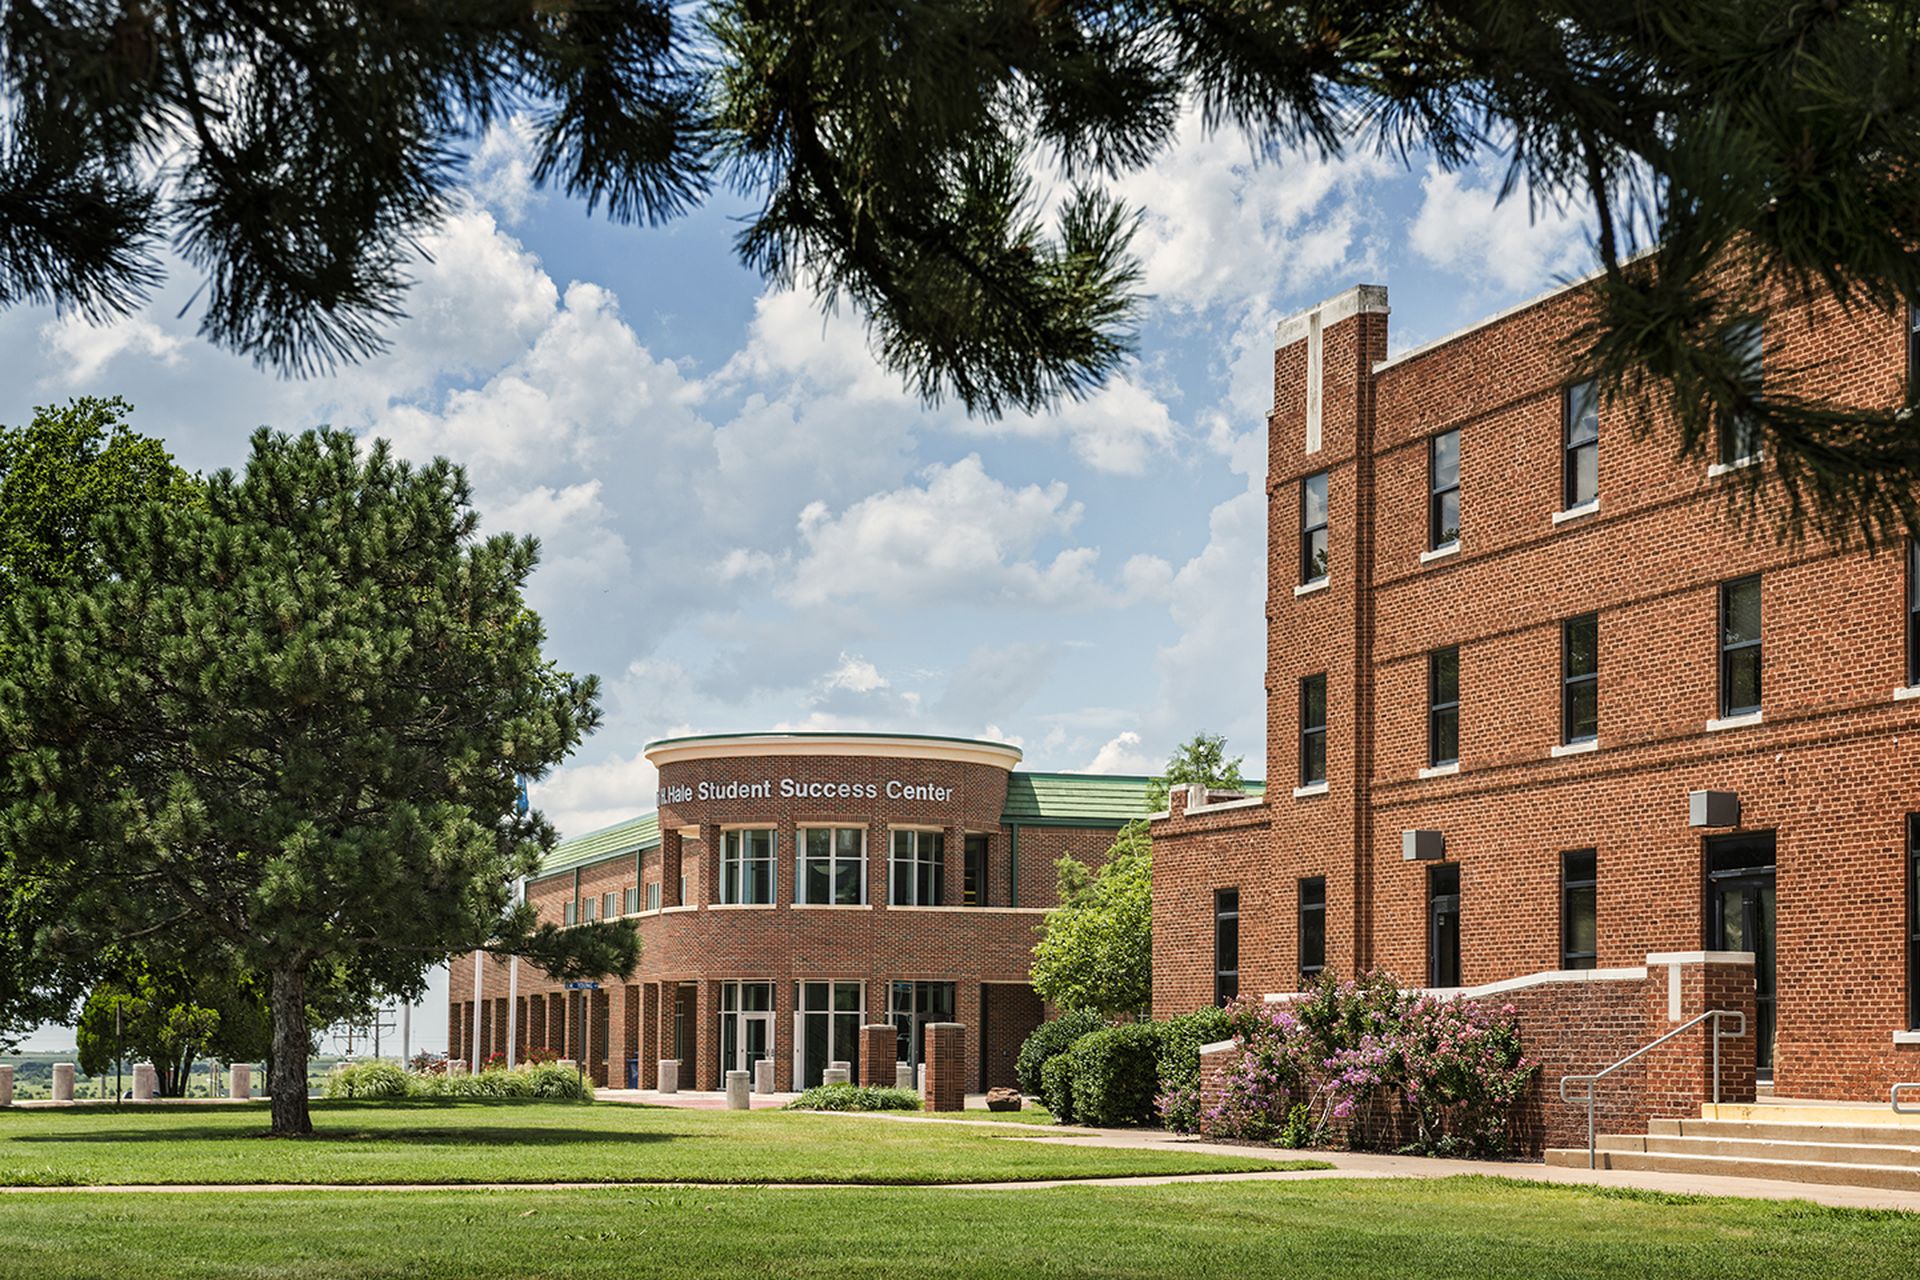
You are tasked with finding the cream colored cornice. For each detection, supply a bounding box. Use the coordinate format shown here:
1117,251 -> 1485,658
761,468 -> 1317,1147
644,732 -> 1023,771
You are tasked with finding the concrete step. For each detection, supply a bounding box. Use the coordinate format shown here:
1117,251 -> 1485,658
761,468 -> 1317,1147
1703,1101 -> 1920,1128
1649,1116 -> 1920,1148
1544,1146 -> 1920,1191
1602,1132 -> 1920,1168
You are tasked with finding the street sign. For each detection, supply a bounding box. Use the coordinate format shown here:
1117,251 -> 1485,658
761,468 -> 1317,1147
564,981 -> 600,990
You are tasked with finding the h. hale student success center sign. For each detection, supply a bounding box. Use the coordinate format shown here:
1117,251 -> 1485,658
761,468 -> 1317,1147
658,777 -> 958,805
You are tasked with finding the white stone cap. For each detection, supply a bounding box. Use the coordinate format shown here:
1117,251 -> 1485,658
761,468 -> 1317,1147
1645,951 -> 1756,966
1274,284 -> 1389,349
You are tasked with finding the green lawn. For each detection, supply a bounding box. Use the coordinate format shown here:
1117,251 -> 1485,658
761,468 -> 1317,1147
0,1100 -> 1298,1187
0,1177 -> 1912,1279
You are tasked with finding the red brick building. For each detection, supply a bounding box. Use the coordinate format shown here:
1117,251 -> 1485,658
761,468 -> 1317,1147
451,732 -> 1157,1092
1153,278 -> 1920,1102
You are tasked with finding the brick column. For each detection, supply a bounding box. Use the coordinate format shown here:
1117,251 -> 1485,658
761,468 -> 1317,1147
923,1022 -> 966,1112
608,984 -> 633,1088
591,989 -> 611,1086
1197,1039 -> 1237,1120
547,995 -> 565,1059
640,984 -> 661,1088
693,980 -> 718,1091
661,829 -> 683,906
859,1024 -> 897,1087
492,997 -> 509,1059
1641,951 -> 1758,1121
773,980 -> 795,1091
944,824 -> 966,907
956,981 -> 985,1092
700,823 -> 722,907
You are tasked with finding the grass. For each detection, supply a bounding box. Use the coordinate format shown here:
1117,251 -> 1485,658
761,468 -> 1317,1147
0,1177 -> 1912,1279
0,1100 -> 1303,1187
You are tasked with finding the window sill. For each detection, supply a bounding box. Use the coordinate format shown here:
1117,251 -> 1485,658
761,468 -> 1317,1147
1707,454 -> 1762,479
1418,762 -> 1460,779
884,903 -> 1046,913
1291,781 -> 1329,799
1894,1030 -> 1920,1046
1551,499 -> 1599,525
1293,578 -> 1329,598
658,904 -> 697,914
1894,685 -> 1920,702
709,902 -> 777,910
1551,738 -> 1599,758
1706,711 -> 1763,733
790,902 -> 872,910
1419,541 -> 1460,565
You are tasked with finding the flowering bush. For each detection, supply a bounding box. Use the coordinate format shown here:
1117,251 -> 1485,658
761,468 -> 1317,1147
1193,972 -> 1537,1157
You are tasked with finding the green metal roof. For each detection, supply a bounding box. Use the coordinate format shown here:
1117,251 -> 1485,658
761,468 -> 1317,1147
532,812 -> 659,881
999,772 -> 1265,827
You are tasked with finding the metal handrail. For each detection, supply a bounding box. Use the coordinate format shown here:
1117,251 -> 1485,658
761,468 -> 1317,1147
1895,1083 -> 1920,1116
1558,1008 -> 1747,1170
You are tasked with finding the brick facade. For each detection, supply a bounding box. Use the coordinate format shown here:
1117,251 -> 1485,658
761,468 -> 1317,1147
452,734 -> 1115,1093
1156,278 -> 1920,1104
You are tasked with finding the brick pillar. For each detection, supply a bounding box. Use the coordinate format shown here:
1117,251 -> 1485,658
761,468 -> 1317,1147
591,989 -> 611,1086
923,1022 -> 966,1112
859,1024 -> 897,1087
1197,1038 -> 1237,1123
607,984 -> 630,1088
772,979 -> 794,1092
492,997 -> 509,1059
693,980 -> 718,1091
640,984 -> 661,1088
944,824 -> 966,907
956,981 -> 985,1092
547,994 -> 564,1059
1641,952 -> 1758,1121
700,823 -> 721,907
661,829 -> 683,906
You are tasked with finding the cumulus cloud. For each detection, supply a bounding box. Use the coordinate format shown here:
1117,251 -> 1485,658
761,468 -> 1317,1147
1409,161 -> 1593,294
1083,731 -> 1155,775
531,749 -> 660,840
39,313 -> 185,384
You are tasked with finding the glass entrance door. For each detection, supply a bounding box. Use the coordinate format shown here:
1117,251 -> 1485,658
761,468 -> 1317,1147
720,981 -> 775,1080
1706,833 -> 1776,1077
795,981 -> 863,1088
889,980 -> 956,1072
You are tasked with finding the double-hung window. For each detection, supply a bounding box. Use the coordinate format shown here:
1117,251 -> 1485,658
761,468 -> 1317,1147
1298,878 -> 1326,985
1299,673 -> 1327,787
583,896 -> 597,922
602,892 -> 616,919
645,881 -> 662,912
563,900 -> 576,926
800,827 -> 866,905
1214,889 -> 1239,1006
1429,429 -> 1461,549
622,886 -> 638,915
1719,576 -> 1762,718
1720,320 -> 1764,466
1562,614 -> 1599,744
890,830 -> 944,906
720,829 -> 776,904
1563,381 -> 1599,509
1301,471 -> 1330,584
1428,647 -> 1460,767
1561,849 -> 1597,970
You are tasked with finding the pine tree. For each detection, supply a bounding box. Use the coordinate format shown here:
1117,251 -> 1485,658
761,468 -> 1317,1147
0,428 -> 636,1136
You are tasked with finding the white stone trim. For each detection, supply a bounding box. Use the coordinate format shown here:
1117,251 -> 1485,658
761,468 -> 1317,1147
1143,809 -> 1171,822
1294,577 -> 1329,598
1894,1030 -> 1920,1046
1706,710 -> 1763,733
1707,454 -> 1763,479
1198,1038 -> 1238,1055
1419,541 -> 1461,564
1645,950 -> 1756,966
1551,499 -> 1600,525
1418,762 -> 1460,779
1453,966 -> 1649,1000
1894,686 -> 1920,702
1186,794 -> 1267,816
1551,739 -> 1599,758
1291,782 -> 1329,799
708,902 -> 777,911
645,733 -> 1021,770
885,904 -> 1048,914
788,903 -> 872,911
1274,284 -> 1390,349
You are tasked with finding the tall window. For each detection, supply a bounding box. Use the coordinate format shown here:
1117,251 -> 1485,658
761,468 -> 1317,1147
1909,817 -> 1919,1030
1720,320 -> 1764,465
1429,429 -> 1461,548
1298,877 -> 1326,985
797,981 -> 864,1089
721,828 -> 775,904
1719,576 -> 1763,718
1908,540 -> 1919,688
621,886 -> 637,914
890,830 -> 944,906
602,892 -> 617,919
889,980 -> 955,1070
800,827 -> 865,905
1301,471 -> 1330,583
645,881 -> 661,912
1563,380 -> 1599,509
563,900 -> 576,926
963,834 -> 988,906
1561,849 -> 1597,970
1299,673 -> 1327,786
1428,864 -> 1461,987
1214,889 -> 1240,1006
582,895 -> 597,922
1562,613 -> 1599,744
1428,647 -> 1460,766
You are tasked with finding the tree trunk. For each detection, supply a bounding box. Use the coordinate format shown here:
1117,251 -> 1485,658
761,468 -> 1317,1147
268,964 -> 312,1137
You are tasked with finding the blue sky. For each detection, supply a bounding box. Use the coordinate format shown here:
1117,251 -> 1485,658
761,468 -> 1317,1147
0,115 -> 1592,1051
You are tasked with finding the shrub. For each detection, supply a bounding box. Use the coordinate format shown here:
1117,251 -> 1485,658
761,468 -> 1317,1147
1040,1052 -> 1077,1124
1014,1009 -> 1104,1096
1155,1005 -> 1236,1133
782,1084 -> 922,1112
325,1060 -> 410,1099
1065,1023 -> 1163,1127
524,1062 -> 593,1100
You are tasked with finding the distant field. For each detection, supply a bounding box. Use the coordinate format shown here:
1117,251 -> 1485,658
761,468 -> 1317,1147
0,1100 -> 1301,1187
0,1177 -> 1913,1279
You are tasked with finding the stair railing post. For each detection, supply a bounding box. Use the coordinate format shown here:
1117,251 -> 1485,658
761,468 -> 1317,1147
1711,1011 -> 1721,1107
1587,1085 -> 1596,1170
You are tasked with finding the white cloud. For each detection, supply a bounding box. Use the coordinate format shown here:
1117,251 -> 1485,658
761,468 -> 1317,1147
531,750 -> 659,840
468,116 -> 544,226
39,313 -> 185,384
1409,161 -> 1592,294
1084,731 -> 1155,775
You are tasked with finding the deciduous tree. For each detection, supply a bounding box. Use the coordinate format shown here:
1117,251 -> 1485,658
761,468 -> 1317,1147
1031,819 -> 1153,1017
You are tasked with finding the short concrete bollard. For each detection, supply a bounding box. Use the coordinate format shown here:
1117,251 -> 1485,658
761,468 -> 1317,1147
821,1066 -> 850,1086
229,1063 -> 252,1100
754,1059 -> 774,1094
915,1063 -> 926,1095
553,1059 -> 573,1076
133,1063 -> 155,1101
657,1059 -> 679,1093
725,1069 -> 751,1109
447,1059 -> 467,1076
0,1064 -> 13,1106
52,1062 -> 75,1102
895,1063 -> 914,1092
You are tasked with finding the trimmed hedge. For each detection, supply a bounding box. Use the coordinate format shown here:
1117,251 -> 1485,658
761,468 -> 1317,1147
1040,1053 -> 1077,1125
325,1060 -> 410,1099
324,1061 -> 593,1102
782,1084 -> 923,1113
1065,1023 -> 1163,1127
1155,1005 -> 1236,1132
1014,1009 -> 1104,1096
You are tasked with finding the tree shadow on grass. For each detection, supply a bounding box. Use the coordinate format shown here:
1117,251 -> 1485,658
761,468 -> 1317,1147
8,1125 -> 672,1147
